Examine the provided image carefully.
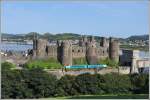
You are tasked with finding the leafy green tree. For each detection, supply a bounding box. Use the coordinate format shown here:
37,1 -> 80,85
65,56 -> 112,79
102,73 -> 132,94
20,68 -> 58,98
130,73 -> 149,94
73,73 -> 104,95
55,75 -> 77,96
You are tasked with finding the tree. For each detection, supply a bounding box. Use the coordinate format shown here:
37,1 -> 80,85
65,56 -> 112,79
55,75 -> 77,96
73,73 -> 104,95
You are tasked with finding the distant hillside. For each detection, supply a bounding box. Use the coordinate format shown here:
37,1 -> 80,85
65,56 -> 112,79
1,32 -> 82,40
126,34 -> 149,41
2,33 -> 148,42
1,32 -> 103,41
1,33 -> 25,39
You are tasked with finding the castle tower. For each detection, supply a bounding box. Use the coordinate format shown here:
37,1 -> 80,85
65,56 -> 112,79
32,34 -> 38,58
33,38 -> 48,59
33,39 -> 37,58
61,40 -> 72,66
57,40 -> 62,62
79,35 -> 88,46
79,36 -> 84,46
109,37 -> 119,62
86,37 -> 97,64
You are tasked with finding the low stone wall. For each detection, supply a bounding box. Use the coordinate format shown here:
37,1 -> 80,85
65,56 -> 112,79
46,66 -> 131,78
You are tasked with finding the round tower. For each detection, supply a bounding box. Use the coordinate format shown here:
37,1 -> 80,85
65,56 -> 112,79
36,39 -> 48,58
109,37 -> 119,62
79,36 -> 84,46
86,40 -> 97,64
61,40 -> 72,66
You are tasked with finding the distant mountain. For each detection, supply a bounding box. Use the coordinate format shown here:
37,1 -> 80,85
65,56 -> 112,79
126,34 -> 149,41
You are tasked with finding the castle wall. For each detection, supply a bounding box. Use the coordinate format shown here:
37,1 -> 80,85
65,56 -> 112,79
96,47 -> 108,59
72,46 -> 86,58
47,45 -> 58,58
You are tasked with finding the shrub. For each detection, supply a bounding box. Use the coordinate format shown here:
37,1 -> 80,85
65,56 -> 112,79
1,62 -> 16,70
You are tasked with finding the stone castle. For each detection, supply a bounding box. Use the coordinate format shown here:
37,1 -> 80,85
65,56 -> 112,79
30,36 -> 119,66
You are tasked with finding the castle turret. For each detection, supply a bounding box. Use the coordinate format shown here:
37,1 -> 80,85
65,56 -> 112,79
79,35 -> 88,46
79,36 -> 84,46
100,37 -> 107,47
86,37 -> 97,64
32,37 -> 48,59
90,36 -> 95,42
32,33 -> 38,58
109,37 -> 119,62
61,40 -> 72,66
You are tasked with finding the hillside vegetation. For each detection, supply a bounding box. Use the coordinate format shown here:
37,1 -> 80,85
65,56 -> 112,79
2,62 -> 149,99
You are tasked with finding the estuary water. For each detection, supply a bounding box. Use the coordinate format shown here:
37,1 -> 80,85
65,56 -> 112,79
1,43 -> 33,52
0,43 -> 149,58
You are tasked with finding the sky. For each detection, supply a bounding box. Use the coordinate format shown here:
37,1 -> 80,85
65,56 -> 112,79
1,0 -> 149,38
